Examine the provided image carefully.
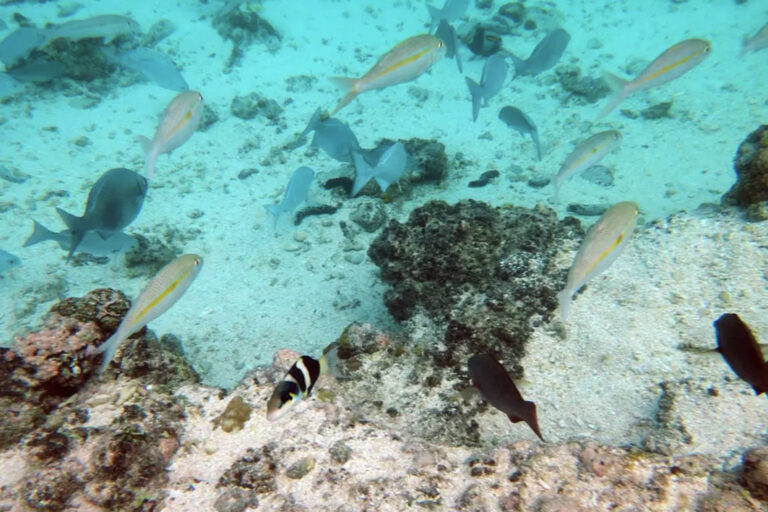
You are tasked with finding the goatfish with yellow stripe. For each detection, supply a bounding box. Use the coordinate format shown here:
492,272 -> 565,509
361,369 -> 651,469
558,202 -> 639,321
139,90 -> 203,180
741,22 -> 768,57
552,130 -> 622,203
93,254 -> 203,373
598,39 -> 711,118
329,34 -> 446,115
267,345 -> 341,421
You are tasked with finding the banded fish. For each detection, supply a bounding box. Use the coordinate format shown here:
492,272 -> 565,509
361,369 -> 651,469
713,313 -> 768,396
329,34 -> 445,115
139,90 -> 203,179
93,253 -> 203,374
558,201 -> 639,321
552,130 -> 622,203
742,22 -> 768,57
468,354 -> 544,441
267,346 -> 340,421
599,38 -> 711,118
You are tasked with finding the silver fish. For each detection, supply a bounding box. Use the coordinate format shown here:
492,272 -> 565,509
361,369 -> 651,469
0,27 -> 47,67
506,28 -> 570,77
104,47 -> 188,91
24,220 -> 138,256
265,166 -> 314,230
498,106 -> 541,160
351,141 -> 408,196
466,53 -> 508,122
44,15 -> 140,44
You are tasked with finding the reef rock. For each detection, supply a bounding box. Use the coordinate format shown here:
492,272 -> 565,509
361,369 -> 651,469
368,199 -> 582,378
722,124 -> 768,208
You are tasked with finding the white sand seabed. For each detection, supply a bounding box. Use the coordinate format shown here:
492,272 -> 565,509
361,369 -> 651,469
0,0 -> 766,434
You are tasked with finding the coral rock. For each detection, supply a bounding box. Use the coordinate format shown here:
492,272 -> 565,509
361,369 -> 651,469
722,125 -> 768,207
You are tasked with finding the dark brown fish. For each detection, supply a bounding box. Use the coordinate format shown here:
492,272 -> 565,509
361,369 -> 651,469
714,313 -> 768,395
468,354 -> 544,441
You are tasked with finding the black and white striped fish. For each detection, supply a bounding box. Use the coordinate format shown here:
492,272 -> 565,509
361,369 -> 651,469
267,348 -> 339,421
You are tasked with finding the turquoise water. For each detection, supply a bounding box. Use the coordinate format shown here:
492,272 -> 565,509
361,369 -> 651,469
0,0 -> 765,395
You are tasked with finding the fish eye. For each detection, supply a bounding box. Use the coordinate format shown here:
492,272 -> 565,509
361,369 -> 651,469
437,40 -> 443,48
194,257 -> 202,266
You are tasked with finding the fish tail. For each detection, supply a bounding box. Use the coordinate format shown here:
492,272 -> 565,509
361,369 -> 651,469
96,329 -> 123,374
739,38 -> 750,58
465,76 -> 482,122
55,208 -> 86,261
329,77 -> 359,115
426,4 -> 441,24
510,400 -> 544,441
597,71 -> 629,119
299,107 -> 323,140
320,343 -> 345,379
557,288 -> 570,321
551,180 -> 561,205
138,136 -> 156,179
23,220 -> 54,247
351,150 -> 374,196
264,204 -> 281,231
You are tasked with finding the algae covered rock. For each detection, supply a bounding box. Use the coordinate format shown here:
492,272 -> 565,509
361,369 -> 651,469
722,125 -> 768,208
368,199 -> 582,377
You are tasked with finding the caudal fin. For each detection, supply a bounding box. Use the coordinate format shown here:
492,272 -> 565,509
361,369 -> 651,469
56,208 -> 85,262
465,76 -> 483,122
351,150 -> 374,196
557,288 -> 571,321
508,400 -> 544,441
329,77 -> 359,115
96,329 -> 123,374
23,220 -> 55,248
299,107 -> 323,140
137,135 -> 156,180
597,71 -> 630,119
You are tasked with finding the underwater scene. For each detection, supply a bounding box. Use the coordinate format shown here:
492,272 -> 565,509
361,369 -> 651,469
1,0 -> 768,510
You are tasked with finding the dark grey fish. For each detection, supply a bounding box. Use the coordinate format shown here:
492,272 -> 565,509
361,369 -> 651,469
506,28 -> 570,77
498,106 -> 541,160
465,53 -> 508,121
7,59 -> 66,83
435,19 -> 462,73
714,313 -> 768,396
56,168 -> 148,262
24,220 -> 138,256
299,108 -> 361,164
0,248 -> 21,274
468,354 -> 544,441
0,27 -> 47,67
427,0 -> 469,31
104,47 -> 188,91
0,73 -> 21,99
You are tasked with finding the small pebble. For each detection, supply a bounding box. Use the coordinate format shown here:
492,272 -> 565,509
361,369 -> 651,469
286,456 -> 315,479
344,253 -> 364,265
294,231 -> 308,243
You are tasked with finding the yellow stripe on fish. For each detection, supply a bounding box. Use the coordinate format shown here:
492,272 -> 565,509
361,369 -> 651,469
134,266 -> 195,325
641,42 -> 711,85
377,42 -> 442,79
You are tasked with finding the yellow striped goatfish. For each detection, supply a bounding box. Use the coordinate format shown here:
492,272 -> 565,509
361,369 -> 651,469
598,39 -> 711,118
95,254 -> 203,373
330,34 -> 446,115
139,91 -> 204,180
552,130 -> 622,203
558,202 -> 639,321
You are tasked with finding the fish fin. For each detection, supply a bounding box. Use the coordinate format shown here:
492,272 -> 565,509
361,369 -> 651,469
426,4 -> 441,24
351,150 -> 374,196
465,76 -> 482,122
137,135 -> 152,153
95,329 -> 124,374
557,288 -> 570,321
55,207 -> 81,232
320,343 -> 348,379
510,400 -> 544,441
264,204 -> 281,231
23,220 -> 54,248
597,71 -> 629,119
374,176 -> 391,192
504,52 -> 525,78
328,77 -> 359,115
299,107 -> 322,140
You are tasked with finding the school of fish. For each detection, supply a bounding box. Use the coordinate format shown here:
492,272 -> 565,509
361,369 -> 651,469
0,0 -> 765,445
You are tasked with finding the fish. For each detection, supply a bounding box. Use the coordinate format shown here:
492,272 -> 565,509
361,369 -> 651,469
506,28 -> 570,77
435,19 -> 462,73
24,220 -> 138,256
552,130 -> 622,203
329,34 -> 446,115
0,72 -> 21,98
93,253 -> 203,373
43,14 -> 140,45
742,22 -> 768,56
467,25 -> 502,57
299,108 -> 361,163
351,141 -> 408,196
0,248 -> 21,274
138,90 -> 203,180
426,0 -> 469,31
557,201 -> 639,321
0,27 -> 47,67
498,106 -> 541,161
103,47 -> 188,91
267,346 -> 340,421
0,19 -> 7,31
466,53 -> 508,122
599,38 -> 711,118
7,58 -> 66,83
56,168 -> 148,262
468,354 -> 544,441
714,314 -> 768,395
265,166 -> 314,229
